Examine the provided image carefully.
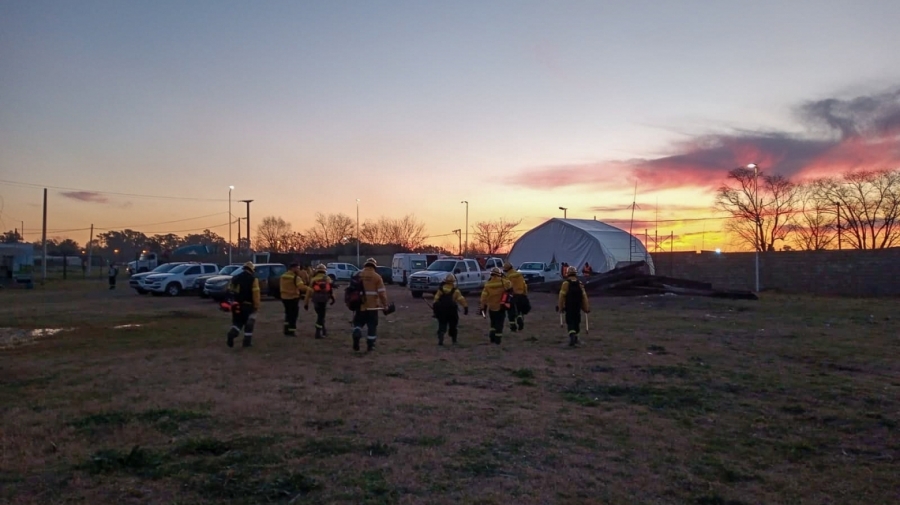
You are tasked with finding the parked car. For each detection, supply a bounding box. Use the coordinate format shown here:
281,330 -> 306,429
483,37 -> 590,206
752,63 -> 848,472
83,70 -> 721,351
129,262 -> 187,294
326,262 -> 359,282
194,264 -> 242,297
517,261 -> 562,284
145,263 -> 219,296
203,263 -> 287,301
408,258 -> 486,298
375,265 -> 393,284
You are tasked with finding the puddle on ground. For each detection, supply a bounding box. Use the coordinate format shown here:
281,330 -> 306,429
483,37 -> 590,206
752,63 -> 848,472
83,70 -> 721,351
0,327 -> 74,349
113,324 -> 143,329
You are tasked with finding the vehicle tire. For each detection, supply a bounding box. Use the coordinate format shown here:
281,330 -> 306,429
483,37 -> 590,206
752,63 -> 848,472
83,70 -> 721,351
328,274 -> 336,281
136,288 -> 148,295
166,283 -> 181,296
411,290 -> 423,299
138,267 -> 148,273
199,291 -> 209,299
151,291 -> 163,297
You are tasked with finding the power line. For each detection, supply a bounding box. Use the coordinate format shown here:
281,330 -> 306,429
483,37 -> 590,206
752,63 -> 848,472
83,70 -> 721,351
0,179 -> 230,202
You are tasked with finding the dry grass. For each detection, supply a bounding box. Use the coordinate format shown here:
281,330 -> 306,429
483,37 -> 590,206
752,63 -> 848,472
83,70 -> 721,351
1,279 -> 898,504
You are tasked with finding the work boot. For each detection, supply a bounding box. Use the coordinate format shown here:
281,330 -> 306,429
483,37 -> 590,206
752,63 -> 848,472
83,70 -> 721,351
495,335 -> 502,345
352,328 -> 361,351
242,335 -> 252,348
451,334 -> 458,345
517,317 -> 524,331
437,331 -> 444,346
283,323 -> 290,336
509,324 -> 517,333
315,326 -> 322,339
227,328 -> 239,348
568,333 -> 577,347
366,338 -> 376,352
489,330 -> 497,344
322,326 -> 328,337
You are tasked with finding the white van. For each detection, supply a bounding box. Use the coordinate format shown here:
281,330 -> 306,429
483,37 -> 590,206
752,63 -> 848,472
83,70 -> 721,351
392,253 -> 440,286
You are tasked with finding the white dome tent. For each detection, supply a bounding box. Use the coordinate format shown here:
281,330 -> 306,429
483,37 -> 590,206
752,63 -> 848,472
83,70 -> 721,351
507,218 -> 655,275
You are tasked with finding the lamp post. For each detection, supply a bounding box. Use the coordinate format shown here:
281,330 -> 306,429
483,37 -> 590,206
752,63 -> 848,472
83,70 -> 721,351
461,200 -> 468,257
356,198 -> 360,267
559,206 -> 568,219
239,199 -> 253,253
453,229 -> 461,255
228,186 -> 234,264
746,163 -> 760,292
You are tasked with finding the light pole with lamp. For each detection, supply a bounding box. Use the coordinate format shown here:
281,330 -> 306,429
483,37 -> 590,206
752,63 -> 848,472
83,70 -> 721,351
356,199 -> 360,267
228,186 -> 234,264
559,206 -> 568,219
461,200 -> 468,257
452,229 -> 461,255
746,163 -> 760,293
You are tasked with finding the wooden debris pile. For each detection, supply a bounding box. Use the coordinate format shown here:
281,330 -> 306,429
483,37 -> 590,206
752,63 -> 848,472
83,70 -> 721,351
525,261 -> 758,300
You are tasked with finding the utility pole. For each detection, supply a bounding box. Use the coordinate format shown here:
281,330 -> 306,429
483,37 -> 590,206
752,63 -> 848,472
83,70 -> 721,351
41,188 -> 47,285
461,201 -> 468,257
836,202 -> 842,250
356,199 -> 360,267
240,200 -> 253,253
228,186 -> 234,264
87,224 -> 94,276
237,218 -> 242,256
453,229 -> 461,255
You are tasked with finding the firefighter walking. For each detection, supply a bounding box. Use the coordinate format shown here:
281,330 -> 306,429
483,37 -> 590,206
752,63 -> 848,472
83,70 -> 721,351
305,264 -> 335,339
480,267 -> 513,345
350,258 -> 390,352
227,262 -> 261,348
432,273 -> 468,345
502,261 -> 529,332
557,266 -> 590,347
279,263 -> 311,337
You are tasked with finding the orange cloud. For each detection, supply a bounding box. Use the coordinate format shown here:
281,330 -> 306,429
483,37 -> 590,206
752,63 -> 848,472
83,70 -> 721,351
512,87 -> 900,192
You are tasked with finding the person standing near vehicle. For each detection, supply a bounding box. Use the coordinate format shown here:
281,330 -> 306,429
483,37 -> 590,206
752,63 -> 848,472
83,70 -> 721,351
349,258 -> 389,352
305,264 -> 335,339
582,262 -> 593,276
280,263 -> 311,337
108,262 -> 118,290
227,262 -> 261,348
502,261 -> 529,332
432,273 -> 468,345
557,266 -> 590,347
480,267 -> 513,345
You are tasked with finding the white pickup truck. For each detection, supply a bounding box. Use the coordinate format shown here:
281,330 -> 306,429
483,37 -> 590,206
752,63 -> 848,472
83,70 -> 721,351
144,262 -> 219,296
326,262 -> 360,282
408,258 -> 491,298
516,261 -> 562,284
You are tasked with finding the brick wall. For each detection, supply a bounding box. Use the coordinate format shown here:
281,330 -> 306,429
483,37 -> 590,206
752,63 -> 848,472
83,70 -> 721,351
651,249 -> 900,296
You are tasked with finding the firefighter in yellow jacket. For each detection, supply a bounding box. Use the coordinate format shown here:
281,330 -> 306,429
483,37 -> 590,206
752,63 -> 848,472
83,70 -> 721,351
227,262 -> 261,348
480,267 -> 513,345
557,266 -> 590,347
432,273 -> 469,345
304,264 -> 335,339
350,258 -> 390,352
280,263 -> 312,337
502,261 -> 530,332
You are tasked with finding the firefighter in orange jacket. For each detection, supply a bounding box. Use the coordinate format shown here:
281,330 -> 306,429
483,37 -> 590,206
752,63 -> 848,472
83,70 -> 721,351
279,263 -> 312,337
480,267 -> 513,345
557,266 -> 590,347
582,262 -> 593,276
304,264 -> 335,339
351,258 -> 390,352
502,261 -> 529,331
227,262 -> 261,348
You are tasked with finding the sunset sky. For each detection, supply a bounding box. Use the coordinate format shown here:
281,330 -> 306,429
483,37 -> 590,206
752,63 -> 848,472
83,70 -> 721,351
2,1 -> 900,252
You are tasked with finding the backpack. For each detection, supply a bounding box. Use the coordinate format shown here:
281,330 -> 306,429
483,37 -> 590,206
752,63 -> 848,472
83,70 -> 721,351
434,287 -> 458,318
344,274 -> 365,311
311,277 -> 332,304
565,280 -> 584,311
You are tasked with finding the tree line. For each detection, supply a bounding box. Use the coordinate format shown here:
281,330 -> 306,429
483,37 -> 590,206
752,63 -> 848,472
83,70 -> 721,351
716,168 -> 900,251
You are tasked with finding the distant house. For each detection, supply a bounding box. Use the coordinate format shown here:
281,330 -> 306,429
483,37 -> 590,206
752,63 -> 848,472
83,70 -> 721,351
0,243 -> 35,283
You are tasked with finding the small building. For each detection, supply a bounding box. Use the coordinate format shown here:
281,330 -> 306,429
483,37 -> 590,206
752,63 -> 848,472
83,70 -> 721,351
507,218 -> 655,274
0,243 -> 35,284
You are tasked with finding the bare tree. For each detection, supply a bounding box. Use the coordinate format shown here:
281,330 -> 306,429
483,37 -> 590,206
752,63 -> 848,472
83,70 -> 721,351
360,217 -> 393,245
255,216 -> 293,252
791,180 -> 836,250
359,214 -> 426,250
816,170 -> 900,249
715,167 -> 799,251
305,212 -> 354,248
472,218 -> 522,254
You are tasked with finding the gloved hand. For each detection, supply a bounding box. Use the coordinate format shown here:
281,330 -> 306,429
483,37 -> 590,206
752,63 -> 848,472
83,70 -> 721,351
584,309 -> 590,314
480,306 -> 486,313
330,297 -> 335,305
554,306 -> 559,313
248,312 -> 257,321
304,304 -> 309,311
463,306 -> 469,316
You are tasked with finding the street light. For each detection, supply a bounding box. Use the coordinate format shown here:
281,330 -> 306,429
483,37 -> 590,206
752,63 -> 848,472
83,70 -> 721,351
228,186 -> 234,264
559,206 -> 568,219
461,201 -> 468,257
356,198 -> 360,267
746,163 -> 760,293
452,229 -> 461,255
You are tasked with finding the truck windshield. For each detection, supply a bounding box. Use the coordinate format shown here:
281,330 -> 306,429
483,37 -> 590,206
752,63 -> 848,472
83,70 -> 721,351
139,254 -> 154,261
519,263 -> 544,270
167,264 -> 190,274
426,260 -> 456,272
151,263 -> 177,273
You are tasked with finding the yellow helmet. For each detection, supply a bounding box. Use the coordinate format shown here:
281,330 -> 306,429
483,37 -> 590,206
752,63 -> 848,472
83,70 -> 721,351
502,261 -> 513,271
566,266 -> 577,276
243,261 -> 255,272
490,267 -> 502,277
364,258 -> 377,268
444,273 -> 456,284
315,263 -> 327,273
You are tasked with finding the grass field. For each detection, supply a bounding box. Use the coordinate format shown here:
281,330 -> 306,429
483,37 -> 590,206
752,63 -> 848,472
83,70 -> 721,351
1,280 -> 898,504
